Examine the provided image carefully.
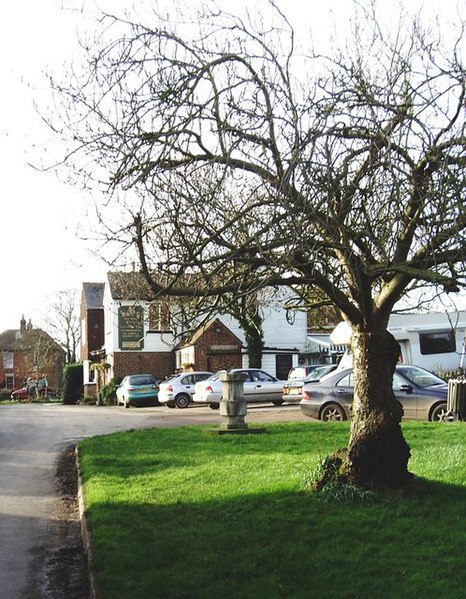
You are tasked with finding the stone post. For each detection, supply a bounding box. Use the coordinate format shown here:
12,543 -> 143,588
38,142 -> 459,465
219,371 -> 248,430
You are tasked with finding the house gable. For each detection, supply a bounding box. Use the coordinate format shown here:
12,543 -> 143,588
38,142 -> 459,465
176,318 -> 243,372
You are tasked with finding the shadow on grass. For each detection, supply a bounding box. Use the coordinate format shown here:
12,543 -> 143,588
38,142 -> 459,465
85,476 -> 466,599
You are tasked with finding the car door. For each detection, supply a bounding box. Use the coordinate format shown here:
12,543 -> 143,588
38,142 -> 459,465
224,371 -> 253,401
179,374 -> 195,396
249,370 -> 281,402
330,371 -> 354,415
392,372 -> 418,419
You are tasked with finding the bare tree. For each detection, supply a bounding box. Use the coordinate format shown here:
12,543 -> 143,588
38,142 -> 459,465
43,290 -> 80,363
16,327 -> 65,391
47,1 -> 466,488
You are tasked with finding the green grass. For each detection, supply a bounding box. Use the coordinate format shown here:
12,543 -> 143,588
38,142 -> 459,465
78,422 -> 466,599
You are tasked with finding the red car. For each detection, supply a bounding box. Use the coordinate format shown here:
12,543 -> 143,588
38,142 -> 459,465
10,386 -> 55,399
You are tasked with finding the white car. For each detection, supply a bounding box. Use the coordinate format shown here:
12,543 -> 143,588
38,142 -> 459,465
192,368 -> 285,409
158,371 -> 213,408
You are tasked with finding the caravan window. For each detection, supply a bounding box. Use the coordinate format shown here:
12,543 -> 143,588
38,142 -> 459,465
419,330 -> 456,355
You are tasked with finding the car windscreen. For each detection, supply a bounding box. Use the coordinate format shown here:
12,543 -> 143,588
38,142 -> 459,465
304,366 -> 332,381
128,376 -> 156,386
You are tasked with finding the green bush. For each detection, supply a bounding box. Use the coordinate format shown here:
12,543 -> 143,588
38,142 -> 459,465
81,394 -> 98,405
100,378 -> 121,406
63,363 -> 83,404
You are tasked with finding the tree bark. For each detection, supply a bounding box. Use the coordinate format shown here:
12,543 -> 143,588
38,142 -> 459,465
345,329 -> 412,488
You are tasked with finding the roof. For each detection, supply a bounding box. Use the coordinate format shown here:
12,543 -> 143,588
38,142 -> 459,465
82,282 -> 105,309
0,329 -> 22,350
107,271 -> 159,301
0,327 -> 64,355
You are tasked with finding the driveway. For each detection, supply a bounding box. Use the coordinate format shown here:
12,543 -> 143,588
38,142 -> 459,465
0,402 -> 302,598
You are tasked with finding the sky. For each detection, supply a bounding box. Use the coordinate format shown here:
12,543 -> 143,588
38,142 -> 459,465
0,0 -> 465,335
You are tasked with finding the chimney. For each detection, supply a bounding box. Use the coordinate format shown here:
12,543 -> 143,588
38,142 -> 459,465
20,315 -> 26,333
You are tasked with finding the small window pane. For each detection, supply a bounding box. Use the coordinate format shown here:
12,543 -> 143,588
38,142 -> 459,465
336,373 -> 353,387
3,351 -> 13,369
419,331 -> 455,355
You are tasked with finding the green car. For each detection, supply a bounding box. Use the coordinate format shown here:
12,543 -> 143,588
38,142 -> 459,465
116,374 -> 159,408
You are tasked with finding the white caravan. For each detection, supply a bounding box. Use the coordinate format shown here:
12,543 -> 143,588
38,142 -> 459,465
331,311 -> 466,374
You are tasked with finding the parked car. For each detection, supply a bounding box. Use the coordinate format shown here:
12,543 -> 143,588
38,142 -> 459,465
116,374 -> 159,408
282,364 -> 337,403
193,368 -> 285,409
158,371 -> 213,408
10,386 -> 55,399
299,364 -> 450,422
286,364 -> 329,381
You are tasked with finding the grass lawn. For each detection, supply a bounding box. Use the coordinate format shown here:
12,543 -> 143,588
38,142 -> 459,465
77,421 -> 466,599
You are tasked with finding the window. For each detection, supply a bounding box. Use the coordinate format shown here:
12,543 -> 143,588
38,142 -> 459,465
392,373 -> 407,391
2,351 -> 13,369
419,331 -> 456,355
5,374 -> 14,390
149,302 -> 171,331
336,372 -> 354,387
250,370 -> 274,382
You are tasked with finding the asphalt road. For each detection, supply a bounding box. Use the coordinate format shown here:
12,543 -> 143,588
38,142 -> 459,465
0,402 -> 303,598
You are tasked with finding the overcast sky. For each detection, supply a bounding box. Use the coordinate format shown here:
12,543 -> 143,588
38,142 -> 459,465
0,0 -> 465,335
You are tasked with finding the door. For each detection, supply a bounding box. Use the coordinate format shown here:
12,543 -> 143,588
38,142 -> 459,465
276,354 -> 293,381
249,370 -> 282,402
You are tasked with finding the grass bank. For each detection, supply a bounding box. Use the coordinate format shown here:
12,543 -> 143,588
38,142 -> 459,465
78,422 -> 466,599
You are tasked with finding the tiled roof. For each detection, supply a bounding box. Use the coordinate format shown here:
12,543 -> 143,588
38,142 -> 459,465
0,329 -> 22,350
107,271 -> 158,301
82,282 -> 105,309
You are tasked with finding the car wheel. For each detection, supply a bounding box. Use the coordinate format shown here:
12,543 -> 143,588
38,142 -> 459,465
272,400 -> 284,406
124,398 -> 130,409
320,403 -> 346,422
174,394 -> 190,409
166,401 -> 176,409
209,403 -> 220,410
430,402 -> 451,422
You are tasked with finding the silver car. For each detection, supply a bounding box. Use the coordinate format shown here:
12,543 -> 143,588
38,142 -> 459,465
193,368 -> 285,409
158,371 -> 213,408
299,364 -> 450,422
282,364 -> 337,403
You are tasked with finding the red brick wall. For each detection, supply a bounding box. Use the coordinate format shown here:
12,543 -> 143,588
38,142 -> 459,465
113,351 -> 175,381
192,320 -> 242,372
1,350 -> 64,391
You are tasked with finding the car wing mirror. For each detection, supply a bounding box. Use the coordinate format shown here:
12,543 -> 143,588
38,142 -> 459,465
400,384 -> 413,395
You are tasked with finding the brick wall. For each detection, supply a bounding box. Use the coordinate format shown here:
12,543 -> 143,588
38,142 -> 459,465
113,351 -> 175,381
3,349 -> 64,391
192,319 -> 242,372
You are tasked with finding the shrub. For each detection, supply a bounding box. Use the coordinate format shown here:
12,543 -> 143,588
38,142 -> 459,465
100,378 -> 121,406
63,363 -> 83,404
81,394 -> 98,405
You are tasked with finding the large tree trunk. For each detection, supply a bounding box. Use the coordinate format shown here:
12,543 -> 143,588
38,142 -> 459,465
345,329 -> 412,489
